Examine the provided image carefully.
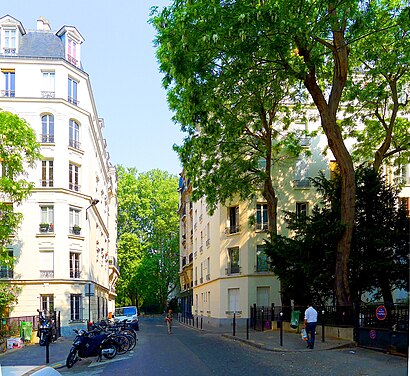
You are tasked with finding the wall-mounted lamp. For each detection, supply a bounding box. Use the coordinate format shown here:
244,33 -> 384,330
86,199 -> 99,220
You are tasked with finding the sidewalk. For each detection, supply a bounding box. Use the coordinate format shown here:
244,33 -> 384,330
221,329 -> 356,352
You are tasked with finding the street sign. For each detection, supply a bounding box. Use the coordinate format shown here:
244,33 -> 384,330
369,329 -> 377,340
85,283 -> 95,297
375,305 -> 387,321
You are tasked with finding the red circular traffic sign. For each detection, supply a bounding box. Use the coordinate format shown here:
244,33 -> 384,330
369,329 -> 376,340
375,305 -> 387,321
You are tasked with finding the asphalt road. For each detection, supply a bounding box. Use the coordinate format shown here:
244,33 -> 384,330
58,318 -> 408,376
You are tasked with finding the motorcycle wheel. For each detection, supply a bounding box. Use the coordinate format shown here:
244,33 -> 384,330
102,342 -> 117,359
127,334 -> 137,351
115,335 -> 130,355
66,348 -> 78,368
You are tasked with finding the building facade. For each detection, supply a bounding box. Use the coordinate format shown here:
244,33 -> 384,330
0,15 -> 119,335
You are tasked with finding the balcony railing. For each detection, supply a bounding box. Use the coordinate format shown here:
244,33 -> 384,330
225,265 -> 241,275
68,96 -> 79,106
293,179 -> 311,188
69,270 -> 81,278
0,269 -> 13,278
225,225 -> 240,235
69,139 -> 81,150
41,91 -> 55,99
255,223 -> 269,231
69,226 -> 81,236
3,48 -> 16,55
40,179 -> 54,187
39,224 -> 54,233
67,54 -> 78,66
69,183 -> 81,192
1,90 -> 15,97
40,134 -> 55,143
40,270 -> 54,278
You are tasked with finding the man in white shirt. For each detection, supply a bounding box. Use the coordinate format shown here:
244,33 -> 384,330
303,304 -> 318,349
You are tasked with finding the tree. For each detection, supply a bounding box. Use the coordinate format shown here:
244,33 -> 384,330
0,110 -> 40,311
151,0 -> 408,306
343,3 -> 410,173
265,168 -> 409,304
116,167 -> 180,312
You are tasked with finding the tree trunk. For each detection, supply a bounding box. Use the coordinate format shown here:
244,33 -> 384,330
297,19 -> 355,306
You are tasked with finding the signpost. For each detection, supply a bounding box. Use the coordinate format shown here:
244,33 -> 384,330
376,305 -> 387,321
85,283 -> 95,328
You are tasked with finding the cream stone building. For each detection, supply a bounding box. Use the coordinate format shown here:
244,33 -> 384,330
178,117 -> 336,330
0,15 -> 119,335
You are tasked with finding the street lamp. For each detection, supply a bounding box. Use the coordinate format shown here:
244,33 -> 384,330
85,199 -> 99,220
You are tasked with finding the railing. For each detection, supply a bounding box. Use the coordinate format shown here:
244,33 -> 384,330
181,256 -> 187,267
293,179 -> 311,188
41,91 -> 55,99
40,179 -> 54,187
67,54 -> 78,66
69,270 -> 81,278
39,224 -> 54,233
40,270 -> 54,278
3,48 -> 16,55
69,183 -> 80,192
0,269 -> 13,278
1,90 -> 15,97
69,139 -> 81,150
69,226 -> 81,235
225,225 -> 240,235
67,96 -> 79,106
225,265 -> 241,275
40,134 -> 55,143
255,223 -> 268,231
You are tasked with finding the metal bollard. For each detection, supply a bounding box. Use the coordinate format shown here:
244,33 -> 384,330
233,313 -> 236,337
246,318 -> 249,340
322,310 -> 325,342
279,312 -> 283,347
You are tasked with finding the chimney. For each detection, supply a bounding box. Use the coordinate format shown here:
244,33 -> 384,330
37,16 -> 51,31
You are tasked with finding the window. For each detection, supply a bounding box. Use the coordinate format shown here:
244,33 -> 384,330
256,245 -> 269,272
228,288 -> 240,313
226,206 -> 239,234
296,202 -> 308,218
256,287 -> 270,307
40,294 -> 54,313
68,77 -> 78,105
0,248 -> 13,278
256,203 -> 268,231
69,120 -> 80,149
4,29 -> 16,54
39,251 -> 54,278
69,163 -> 80,191
40,206 -> 54,232
2,69 -> 15,97
227,247 -> 240,274
70,294 -> 82,321
69,252 -> 80,278
69,208 -> 81,234
41,115 -> 54,143
42,71 -> 55,98
68,38 -> 77,65
206,223 -> 210,246
206,257 -> 210,280
294,157 -> 310,188
41,160 -> 54,187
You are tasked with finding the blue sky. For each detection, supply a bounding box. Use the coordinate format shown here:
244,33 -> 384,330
1,0 -> 184,175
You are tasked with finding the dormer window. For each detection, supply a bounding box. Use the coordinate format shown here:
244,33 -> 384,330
4,29 -> 16,55
0,15 -> 26,56
68,38 -> 77,65
56,25 -> 84,68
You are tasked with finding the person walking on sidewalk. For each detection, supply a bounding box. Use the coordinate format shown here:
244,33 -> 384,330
165,309 -> 173,334
303,304 -> 318,349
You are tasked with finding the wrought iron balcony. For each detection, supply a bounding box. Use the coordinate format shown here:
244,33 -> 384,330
69,139 -> 81,150
40,179 -> 54,188
40,134 -> 55,143
1,90 -> 15,97
69,270 -> 81,278
0,269 -> 13,278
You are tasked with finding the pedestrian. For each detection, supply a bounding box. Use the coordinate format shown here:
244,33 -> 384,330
165,309 -> 173,334
303,303 -> 318,349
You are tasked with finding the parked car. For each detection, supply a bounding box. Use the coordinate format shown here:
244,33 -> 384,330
114,306 -> 139,330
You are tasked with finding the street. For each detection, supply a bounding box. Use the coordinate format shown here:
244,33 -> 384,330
56,318 -> 407,376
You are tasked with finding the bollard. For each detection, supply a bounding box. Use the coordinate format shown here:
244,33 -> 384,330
233,313 -> 236,337
196,316 -> 198,328
45,333 -> 50,364
246,318 -> 249,340
200,317 -> 203,330
279,312 -> 283,347
261,309 -> 264,332
322,310 -> 325,342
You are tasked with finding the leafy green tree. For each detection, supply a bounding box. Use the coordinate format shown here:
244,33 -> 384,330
343,4 -> 410,173
265,168 -> 409,304
0,110 -> 40,311
151,0 -> 408,306
116,167 -> 180,312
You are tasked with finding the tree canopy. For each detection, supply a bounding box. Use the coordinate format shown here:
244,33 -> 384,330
151,0 -> 409,306
116,167 -> 180,312
0,109 -> 41,314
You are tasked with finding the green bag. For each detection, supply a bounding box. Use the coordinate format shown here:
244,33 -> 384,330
290,310 -> 300,329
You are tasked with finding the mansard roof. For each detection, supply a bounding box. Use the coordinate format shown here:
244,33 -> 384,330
19,30 -> 65,58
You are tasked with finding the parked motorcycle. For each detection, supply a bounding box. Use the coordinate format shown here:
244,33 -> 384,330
37,310 -> 54,346
66,328 -> 118,368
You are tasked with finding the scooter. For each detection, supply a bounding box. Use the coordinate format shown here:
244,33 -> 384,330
66,328 -> 117,368
37,310 -> 54,346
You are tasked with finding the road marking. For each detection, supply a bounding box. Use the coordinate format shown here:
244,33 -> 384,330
88,354 -> 133,368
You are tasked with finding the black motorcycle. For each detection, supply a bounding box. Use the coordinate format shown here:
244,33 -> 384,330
66,328 -> 118,368
37,310 -> 54,346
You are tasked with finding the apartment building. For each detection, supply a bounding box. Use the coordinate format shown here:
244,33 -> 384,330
178,120 -> 334,330
0,15 -> 119,335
